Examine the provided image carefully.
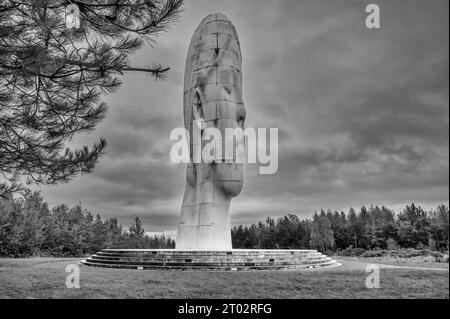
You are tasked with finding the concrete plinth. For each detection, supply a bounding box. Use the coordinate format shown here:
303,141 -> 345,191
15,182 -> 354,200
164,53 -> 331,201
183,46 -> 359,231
82,249 -> 338,271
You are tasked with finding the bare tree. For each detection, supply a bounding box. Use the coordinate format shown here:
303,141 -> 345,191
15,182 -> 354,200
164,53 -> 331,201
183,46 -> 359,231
0,0 -> 183,196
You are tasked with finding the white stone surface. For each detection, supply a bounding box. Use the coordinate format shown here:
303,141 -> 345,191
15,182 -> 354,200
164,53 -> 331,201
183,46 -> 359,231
176,13 -> 245,250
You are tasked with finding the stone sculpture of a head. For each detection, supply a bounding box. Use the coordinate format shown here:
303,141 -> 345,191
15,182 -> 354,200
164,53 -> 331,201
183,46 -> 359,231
176,13 -> 245,250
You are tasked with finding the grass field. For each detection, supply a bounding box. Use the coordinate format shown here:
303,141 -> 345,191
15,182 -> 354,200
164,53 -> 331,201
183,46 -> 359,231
0,257 -> 448,299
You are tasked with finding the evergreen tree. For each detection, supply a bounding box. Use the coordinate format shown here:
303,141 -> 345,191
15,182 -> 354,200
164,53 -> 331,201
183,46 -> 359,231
310,210 -> 335,253
129,215 -> 145,237
329,210 -> 348,249
347,208 -> 360,248
0,0 -> 184,195
397,204 -> 431,248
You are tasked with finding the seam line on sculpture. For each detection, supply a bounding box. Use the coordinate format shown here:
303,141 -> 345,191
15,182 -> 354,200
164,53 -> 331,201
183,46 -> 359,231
178,224 -> 214,227
216,65 -> 219,86
191,64 -> 241,73
184,96 -> 243,105
213,175 -> 217,202
205,19 -> 233,26
189,48 -> 242,60
190,41 -> 239,51
185,83 -> 241,94
184,85 -> 242,95
191,32 -> 236,46
202,99 -> 243,104
184,88 -> 244,99
215,33 -> 220,56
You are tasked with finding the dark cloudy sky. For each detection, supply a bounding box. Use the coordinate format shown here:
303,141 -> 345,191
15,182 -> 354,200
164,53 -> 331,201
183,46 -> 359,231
38,0 -> 449,236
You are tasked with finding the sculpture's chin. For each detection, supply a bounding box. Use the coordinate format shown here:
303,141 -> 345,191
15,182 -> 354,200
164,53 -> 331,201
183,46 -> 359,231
213,162 -> 244,197
185,163 -> 244,197
217,180 -> 243,198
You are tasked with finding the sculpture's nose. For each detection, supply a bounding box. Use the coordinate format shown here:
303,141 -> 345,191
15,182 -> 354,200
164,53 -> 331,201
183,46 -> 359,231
236,103 -> 246,128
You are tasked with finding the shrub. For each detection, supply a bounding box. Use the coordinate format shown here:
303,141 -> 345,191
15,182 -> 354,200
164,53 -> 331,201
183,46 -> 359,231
323,250 -> 335,257
341,247 -> 365,257
361,250 -> 386,258
388,249 -> 432,258
437,252 -> 449,263
386,238 -> 400,250
422,255 -> 437,263
354,249 -> 446,261
429,251 -> 444,259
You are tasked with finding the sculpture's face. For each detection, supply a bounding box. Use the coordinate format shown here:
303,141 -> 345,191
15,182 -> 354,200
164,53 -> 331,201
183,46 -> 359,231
184,14 -> 245,198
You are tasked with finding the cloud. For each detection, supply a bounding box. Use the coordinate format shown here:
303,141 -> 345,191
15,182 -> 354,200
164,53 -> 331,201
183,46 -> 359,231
39,0 -> 449,232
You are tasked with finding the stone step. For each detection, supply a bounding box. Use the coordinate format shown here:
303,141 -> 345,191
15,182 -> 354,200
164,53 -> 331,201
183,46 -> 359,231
81,260 -> 337,271
97,251 -> 322,255
90,255 -> 329,261
82,249 -> 337,271
85,258 -> 330,267
95,252 -> 325,258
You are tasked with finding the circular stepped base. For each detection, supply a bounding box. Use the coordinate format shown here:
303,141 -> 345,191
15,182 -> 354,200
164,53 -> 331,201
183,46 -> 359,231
82,249 -> 338,271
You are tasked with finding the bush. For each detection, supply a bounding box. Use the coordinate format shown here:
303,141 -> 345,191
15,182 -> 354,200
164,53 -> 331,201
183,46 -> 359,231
429,250 -> 444,259
388,249 -> 431,258
422,255 -> 437,263
386,238 -> 400,250
340,247 -> 365,257
351,249 -> 447,262
437,252 -> 449,263
361,250 -> 386,258
323,250 -> 335,257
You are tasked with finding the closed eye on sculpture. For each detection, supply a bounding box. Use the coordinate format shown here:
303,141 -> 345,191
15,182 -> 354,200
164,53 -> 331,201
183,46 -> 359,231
193,90 -> 204,121
223,86 -> 232,95
193,90 -> 205,135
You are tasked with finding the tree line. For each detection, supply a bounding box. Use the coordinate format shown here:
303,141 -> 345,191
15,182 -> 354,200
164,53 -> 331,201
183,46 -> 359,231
1,189 -> 448,257
0,190 -> 174,257
231,204 -> 449,253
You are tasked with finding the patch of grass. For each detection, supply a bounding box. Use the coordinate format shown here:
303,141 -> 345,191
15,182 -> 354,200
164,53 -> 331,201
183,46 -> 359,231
0,258 -> 448,299
338,256 -> 450,269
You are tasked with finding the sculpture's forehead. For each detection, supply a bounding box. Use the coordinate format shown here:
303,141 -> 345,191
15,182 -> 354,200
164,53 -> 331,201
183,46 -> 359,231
189,13 -> 241,54
184,13 -> 242,93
